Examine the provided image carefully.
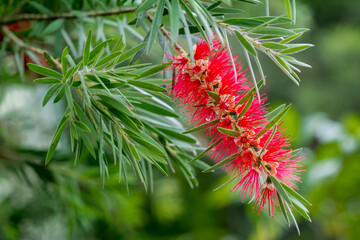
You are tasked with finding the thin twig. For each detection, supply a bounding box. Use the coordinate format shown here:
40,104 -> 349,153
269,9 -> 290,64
0,7 -> 136,24
145,12 -> 183,52
1,25 -> 62,70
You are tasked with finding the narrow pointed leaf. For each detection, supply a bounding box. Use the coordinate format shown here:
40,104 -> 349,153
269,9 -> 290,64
256,104 -> 291,138
74,120 -> 91,132
277,192 -> 291,226
235,31 -> 257,56
218,127 -> 239,137
132,101 -> 178,118
45,118 -> 69,164
183,119 -> 220,134
238,94 -> 254,118
189,140 -> 221,163
127,80 -> 166,92
206,90 -> 220,102
43,83 -> 61,106
83,30 -> 92,66
34,77 -> 61,84
61,47 -> 69,75
280,44 -> 313,54
213,174 -> 238,191
236,80 -> 264,106
281,182 -> 312,206
203,153 -> 238,172
98,94 -> 134,117
148,0 -> 165,51
28,63 -> 63,78
170,0 -> 180,43
53,84 -> 66,103
270,176 -> 292,205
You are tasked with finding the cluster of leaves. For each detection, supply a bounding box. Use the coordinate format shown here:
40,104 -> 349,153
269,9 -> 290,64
28,32 -> 208,189
135,0 -> 311,86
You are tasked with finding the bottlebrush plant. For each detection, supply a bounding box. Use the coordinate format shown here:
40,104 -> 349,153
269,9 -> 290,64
169,39 -> 311,232
0,0 -> 312,234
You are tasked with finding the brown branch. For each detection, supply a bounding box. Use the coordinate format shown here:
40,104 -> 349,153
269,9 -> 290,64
145,12 -> 183,52
0,7 -> 137,24
1,25 -> 62,70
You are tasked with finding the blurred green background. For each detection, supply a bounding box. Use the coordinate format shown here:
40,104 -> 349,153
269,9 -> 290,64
1,0 -> 360,239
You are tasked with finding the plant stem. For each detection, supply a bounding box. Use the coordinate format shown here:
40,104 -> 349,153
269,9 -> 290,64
0,7 -> 137,24
1,25 -> 62,70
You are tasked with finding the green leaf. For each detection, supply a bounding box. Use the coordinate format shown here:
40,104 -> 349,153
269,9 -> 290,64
135,62 -> 171,79
238,94 -> 254,118
98,94 -> 134,117
53,84 -> 65,103
280,33 -> 303,44
132,101 -> 178,118
136,0 -> 157,13
213,174 -> 238,191
223,18 -> 263,27
203,153 -> 238,172
210,8 -> 244,13
83,30 -> 92,66
262,42 -> 288,50
266,104 -> 286,119
183,119 -> 220,134
236,79 -> 263,106
206,90 -> 220,102
284,0 -> 292,19
73,102 -> 99,140
43,19 -> 65,35
64,83 -> 73,109
281,183 -> 312,206
129,143 -> 141,161
115,42 -> 147,65
235,31 -> 257,56
111,109 -> 141,133
207,1 -> 222,11
280,44 -> 313,54
236,0 -> 261,4
28,63 -> 63,78
285,201 -> 300,235
43,83 -> 61,106
277,192 -> 291,226
189,140 -> 221,163
148,0 -> 165,51
256,104 -> 291,138
128,134 -> 167,158
170,0 -> 180,43
61,47 -> 69,75
95,50 -> 122,68
89,38 -> 113,63
291,198 -> 311,222
157,127 -> 197,143
270,176 -> 292,205
223,16 -> 291,28
74,120 -> 91,132
78,130 -> 96,158
217,127 -> 239,137
45,118 -> 69,164
28,1 -> 52,15
252,27 -> 295,36
127,80 -> 166,92
34,77 -> 62,84
259,125 -> 277,155
137,145 -> 167,165
180,0 -> 210,46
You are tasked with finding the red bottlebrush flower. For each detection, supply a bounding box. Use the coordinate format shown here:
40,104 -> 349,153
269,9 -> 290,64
168,38 -> 304,217
255,183 -> 279,217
